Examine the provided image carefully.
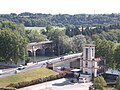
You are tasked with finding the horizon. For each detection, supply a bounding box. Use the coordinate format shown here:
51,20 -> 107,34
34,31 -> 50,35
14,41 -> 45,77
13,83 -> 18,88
0,0 -> 120,15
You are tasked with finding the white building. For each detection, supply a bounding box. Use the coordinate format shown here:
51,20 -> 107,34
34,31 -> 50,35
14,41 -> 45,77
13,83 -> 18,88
80,44 -> 104,77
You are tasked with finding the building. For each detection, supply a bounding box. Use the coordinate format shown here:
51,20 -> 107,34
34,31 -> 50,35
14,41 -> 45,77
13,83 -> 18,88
80,44 -> 105,77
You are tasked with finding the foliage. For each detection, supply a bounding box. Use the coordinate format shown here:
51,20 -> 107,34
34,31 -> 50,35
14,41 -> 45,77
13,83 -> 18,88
95,39 -> 115,68
2,13 -> 120,28
0,20 -> 25,36
0,87 -> 16,90
115,75 -> 120,90
114,45 -> 120,69
25,30 -> 47,42
65,26 -> 80,37
47,29 -> 71,55
70,35 -> 86,53
92,30 -> 120,43
0,29 -> 27,64
93,76 -> 107,90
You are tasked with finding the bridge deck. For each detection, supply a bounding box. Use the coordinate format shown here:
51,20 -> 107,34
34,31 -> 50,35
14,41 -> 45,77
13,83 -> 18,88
37,53 -> 82,67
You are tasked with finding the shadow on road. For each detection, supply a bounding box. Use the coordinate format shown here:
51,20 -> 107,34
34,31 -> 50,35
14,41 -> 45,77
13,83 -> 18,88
52,79 -> 72,86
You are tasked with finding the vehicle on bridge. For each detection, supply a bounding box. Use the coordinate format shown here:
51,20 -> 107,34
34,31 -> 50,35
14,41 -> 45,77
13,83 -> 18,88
17,65 -> 26,70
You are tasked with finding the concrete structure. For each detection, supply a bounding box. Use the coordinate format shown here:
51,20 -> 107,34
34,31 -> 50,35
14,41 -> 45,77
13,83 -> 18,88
81,44 -> 97,77
80,44 -> 104,77
27,41 -> 53,56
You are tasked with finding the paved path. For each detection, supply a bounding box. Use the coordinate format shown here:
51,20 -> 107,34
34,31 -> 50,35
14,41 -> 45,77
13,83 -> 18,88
19,78 -> 92,90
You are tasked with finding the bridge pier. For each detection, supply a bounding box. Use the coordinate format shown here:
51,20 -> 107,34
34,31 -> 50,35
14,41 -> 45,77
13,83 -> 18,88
70,58 -> 80,69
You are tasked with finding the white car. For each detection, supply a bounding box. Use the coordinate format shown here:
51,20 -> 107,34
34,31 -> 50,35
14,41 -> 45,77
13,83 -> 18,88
17,65 -> 25,70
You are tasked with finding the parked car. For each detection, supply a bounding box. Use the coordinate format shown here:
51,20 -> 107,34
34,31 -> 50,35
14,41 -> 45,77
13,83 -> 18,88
17,65 -> 26,70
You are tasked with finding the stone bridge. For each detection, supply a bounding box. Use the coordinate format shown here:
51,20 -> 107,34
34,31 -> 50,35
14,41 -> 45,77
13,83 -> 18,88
27,41 -> 53,56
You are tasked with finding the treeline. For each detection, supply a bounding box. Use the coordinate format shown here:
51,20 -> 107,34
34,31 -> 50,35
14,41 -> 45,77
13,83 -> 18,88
1,12 -> 120,27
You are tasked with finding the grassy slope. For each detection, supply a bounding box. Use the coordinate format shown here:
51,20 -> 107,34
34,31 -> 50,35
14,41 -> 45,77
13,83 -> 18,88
0,68 -> 58,87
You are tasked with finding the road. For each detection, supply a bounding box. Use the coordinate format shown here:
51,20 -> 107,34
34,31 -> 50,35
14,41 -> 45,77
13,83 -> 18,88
0,61 -> 46,78
19,78 -> 92,90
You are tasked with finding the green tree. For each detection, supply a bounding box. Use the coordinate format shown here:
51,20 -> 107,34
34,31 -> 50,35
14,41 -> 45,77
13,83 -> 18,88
95,39 -> 115,68
25,30 -> 47,43
0,29 -> 27,64
115,75 -> 120,90
47,29 -> 71,55
114,45 -> 120,68
93,76 -> 107,90
70,35 -> 86,53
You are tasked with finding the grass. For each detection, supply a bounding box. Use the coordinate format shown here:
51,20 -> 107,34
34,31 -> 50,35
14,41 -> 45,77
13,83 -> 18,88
0,68 -> 58,87
25,26 -> 65,31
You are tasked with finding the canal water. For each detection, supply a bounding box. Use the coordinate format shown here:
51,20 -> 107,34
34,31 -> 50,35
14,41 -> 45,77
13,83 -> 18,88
30,56 -> 69,67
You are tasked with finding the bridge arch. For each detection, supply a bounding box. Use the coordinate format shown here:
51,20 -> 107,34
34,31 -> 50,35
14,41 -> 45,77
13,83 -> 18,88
28,50 -> 33,57
27,41 -> 53,57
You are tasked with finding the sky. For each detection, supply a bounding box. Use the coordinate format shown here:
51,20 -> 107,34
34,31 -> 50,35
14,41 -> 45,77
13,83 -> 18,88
0,0 -> 120,15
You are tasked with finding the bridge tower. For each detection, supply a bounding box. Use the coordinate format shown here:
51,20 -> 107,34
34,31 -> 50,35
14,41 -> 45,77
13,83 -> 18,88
81,44 -> 97,77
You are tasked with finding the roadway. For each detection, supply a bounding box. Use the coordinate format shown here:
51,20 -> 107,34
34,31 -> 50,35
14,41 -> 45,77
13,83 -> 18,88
0,61 -> 47,78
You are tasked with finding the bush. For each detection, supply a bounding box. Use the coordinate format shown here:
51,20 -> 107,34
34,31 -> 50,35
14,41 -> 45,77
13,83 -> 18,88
0,87 -> 16,90
93,76 -> 107,90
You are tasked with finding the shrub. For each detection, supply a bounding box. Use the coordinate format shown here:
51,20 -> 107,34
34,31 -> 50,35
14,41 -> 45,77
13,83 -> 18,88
93,76 -> 107,90
115,75 -> 120,90
0,87 -> 16,90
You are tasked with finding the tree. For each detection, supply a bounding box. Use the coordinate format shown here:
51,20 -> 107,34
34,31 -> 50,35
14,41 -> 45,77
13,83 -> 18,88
115,75 -> 120,90
65,26 -> 80,37
70,35 -> 86,53
0,29 -> 27,64
114,45 -> 120,68
93,76 -> 107,90
25,30 -> 47,43
95,39 -> 115,68
47,29 -> 71,55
